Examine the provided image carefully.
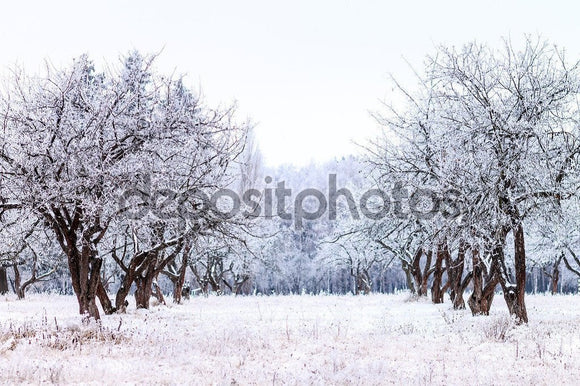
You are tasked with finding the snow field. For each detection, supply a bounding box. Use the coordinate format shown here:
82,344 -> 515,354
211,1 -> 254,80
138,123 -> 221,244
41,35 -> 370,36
1,293 -> 579,384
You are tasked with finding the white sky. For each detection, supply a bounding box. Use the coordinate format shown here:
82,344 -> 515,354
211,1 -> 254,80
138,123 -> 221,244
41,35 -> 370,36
1,0 -> 579,166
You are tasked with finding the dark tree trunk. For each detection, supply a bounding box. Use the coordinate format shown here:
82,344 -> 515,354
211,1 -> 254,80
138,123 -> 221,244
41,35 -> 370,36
549,255 -> 562,295
134,271 -> 155,309
13,264 -> 23,299
431,245 -> 445,304
454,271 -> 472,310
233,275 -> 252,295
114,236 -> 183,311
11,261 -> 58,300
446,241 -> 468,309
97,279 -> 115,314
191,253 -> 226,295
513,224 -> 528,322
0,267 -> 8,295
410,248 -> 432,297
42,206 -> 104,320
480,277 -> 498,315
468,247 -> 483,315
468,247 -> 498,316
68,243 -> 102,320
410,248 -> 425,296
495,194 -> 528,323
551,265 -> 559,295
405,247 -> 434,297
402,260 -> 416,294
12,264 -> 29,300
499,224 -> 528,324
152,275 -> 166,305
78,262 -> 101,319
172,241 -> 190,304
354,268 -> 371,295
134,251 -> 158,309
172,259 -> 187,304
115,272 -> 134,312
421,250 -> 432,296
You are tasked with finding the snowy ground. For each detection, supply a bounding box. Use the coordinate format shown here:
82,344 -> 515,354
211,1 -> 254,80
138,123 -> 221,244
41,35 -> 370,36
1,293 -> 579,385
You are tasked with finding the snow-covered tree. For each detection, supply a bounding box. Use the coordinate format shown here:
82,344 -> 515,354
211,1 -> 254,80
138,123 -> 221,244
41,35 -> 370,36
371,37 -> 580,322
0,52 -> 249,318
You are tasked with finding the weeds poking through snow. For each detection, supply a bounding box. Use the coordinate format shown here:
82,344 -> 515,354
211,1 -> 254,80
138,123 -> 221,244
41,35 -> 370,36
481,314 -> 516,342
0,316 -> 128,351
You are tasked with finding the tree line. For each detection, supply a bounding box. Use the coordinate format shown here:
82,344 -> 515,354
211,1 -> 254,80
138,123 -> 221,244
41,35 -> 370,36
1,38 -> 580,324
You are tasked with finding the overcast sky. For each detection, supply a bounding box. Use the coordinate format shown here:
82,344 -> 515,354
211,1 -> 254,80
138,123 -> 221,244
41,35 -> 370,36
1,1 -> 578,166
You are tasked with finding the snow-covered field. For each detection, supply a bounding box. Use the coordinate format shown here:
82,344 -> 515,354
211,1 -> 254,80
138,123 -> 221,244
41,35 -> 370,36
1,293 -> 579,385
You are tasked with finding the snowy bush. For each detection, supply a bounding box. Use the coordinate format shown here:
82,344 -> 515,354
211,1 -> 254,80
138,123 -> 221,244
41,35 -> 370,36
481,313 -> 516,342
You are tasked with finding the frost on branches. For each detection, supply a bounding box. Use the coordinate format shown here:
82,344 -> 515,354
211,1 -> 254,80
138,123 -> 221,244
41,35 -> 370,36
369,37 -> 580,323
0,52 -> 250,319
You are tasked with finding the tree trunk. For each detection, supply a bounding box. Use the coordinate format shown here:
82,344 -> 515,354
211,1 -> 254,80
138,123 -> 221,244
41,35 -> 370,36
13,264 -> 27,300
172,268 -> 186,304
446,241 -> 467,309
115,272 -> 134,312
152,275 -> 166,305
115,240 -> 183,311
12,261 -> 58,300
134,272 -> 155,309
468,247 -> 498,316
550,255 -> 562,295
12,264 -> 23,298
454,272 -> 471,310
420,250 -> 432,296
409,248 -> 425,296
431,245 -> 445,304
134,255 -> 157,309
500,224 -> 528,324
173,242 -> 190,304
411,248 -> 431,297
0,267 -> 9,295
355,269 -> 371,295
480,278 -> 497,315
97,279 -> 115,314
551,264 -> 559,295
233,275 -> 252,295
68,244 -> 102,320
468,248 -> 483,314
402,260 -> 416,294
41,207 -> 105,320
